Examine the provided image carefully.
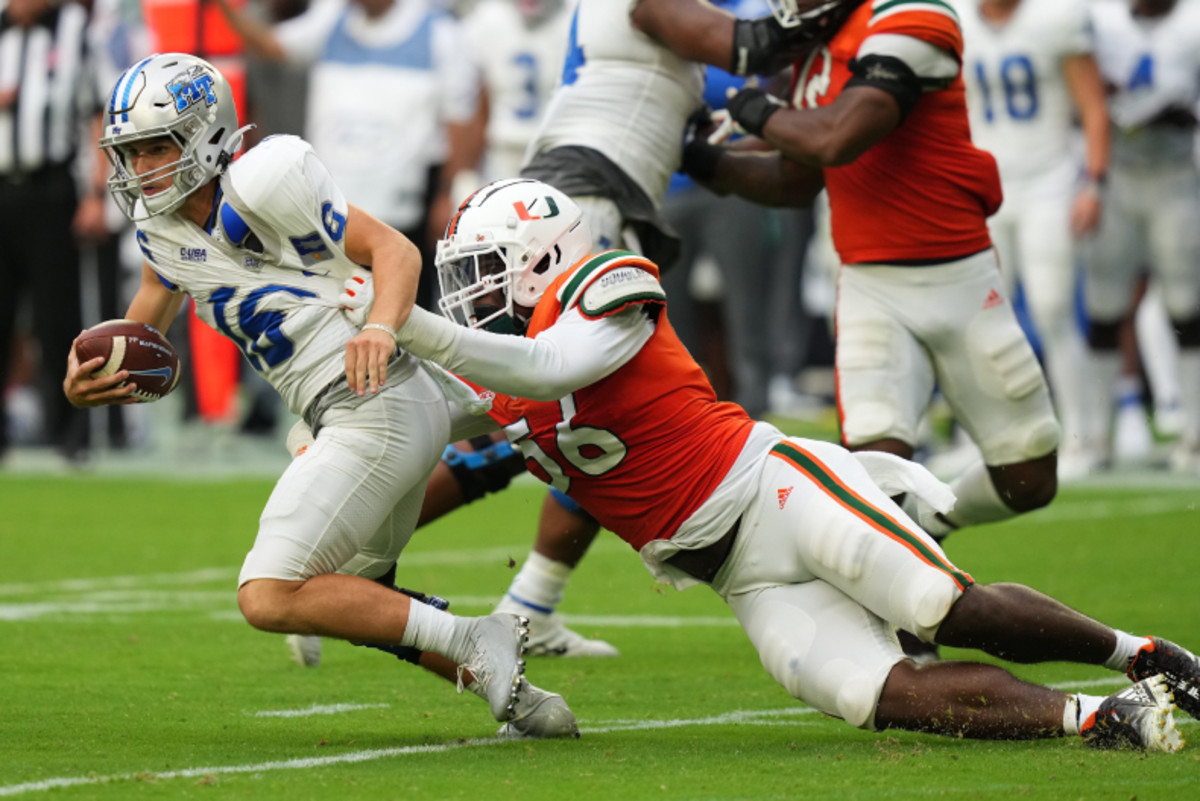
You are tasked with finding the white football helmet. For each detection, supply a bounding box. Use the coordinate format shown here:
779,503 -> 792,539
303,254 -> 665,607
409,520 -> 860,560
436,178 -> 591,332
100,53 -> 250,220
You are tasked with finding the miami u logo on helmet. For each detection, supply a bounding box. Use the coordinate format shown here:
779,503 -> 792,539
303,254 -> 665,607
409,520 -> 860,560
512,197 -> 560,221
168,69 -> 218,114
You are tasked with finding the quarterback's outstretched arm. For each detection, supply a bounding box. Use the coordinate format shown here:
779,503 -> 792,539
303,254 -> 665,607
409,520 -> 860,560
64,262 -> 184,408
397,306 -> 652,401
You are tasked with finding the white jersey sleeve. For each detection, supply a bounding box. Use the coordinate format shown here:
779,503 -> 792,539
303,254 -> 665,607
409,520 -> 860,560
135,136 -> 397,415
464,0 -> 571,181
526,0 -> 705,206
397,304 -> 653,400
954,0 -> 1093,179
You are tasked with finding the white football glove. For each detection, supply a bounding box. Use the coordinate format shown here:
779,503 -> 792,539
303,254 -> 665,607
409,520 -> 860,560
339,269 -> 375,326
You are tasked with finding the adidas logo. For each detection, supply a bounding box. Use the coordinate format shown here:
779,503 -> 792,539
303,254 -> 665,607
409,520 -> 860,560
982,288 -> 1003,310
778,486 -> 794,509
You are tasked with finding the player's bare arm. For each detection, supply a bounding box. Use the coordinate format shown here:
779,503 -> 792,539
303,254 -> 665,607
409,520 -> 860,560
341,203 -> 422,396
64,263 -> 183,407
701,148 -> 825,208
1063,52 -> 1110,237
755,85 -> 901,167
212,0 -> 287,62
630,0 -> 737,69
632,0 -> 823,77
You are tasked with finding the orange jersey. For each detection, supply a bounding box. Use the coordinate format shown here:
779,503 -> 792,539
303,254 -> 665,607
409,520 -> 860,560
468,251 -> 756,550
790,0 -> 1002,264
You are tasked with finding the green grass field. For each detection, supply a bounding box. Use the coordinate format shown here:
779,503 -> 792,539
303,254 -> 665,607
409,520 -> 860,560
2,463 -> 1199,800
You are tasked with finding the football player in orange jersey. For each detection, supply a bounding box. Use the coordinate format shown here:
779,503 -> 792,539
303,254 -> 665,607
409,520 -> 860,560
381,175 -> 1200,751
682,0 -> 1061,547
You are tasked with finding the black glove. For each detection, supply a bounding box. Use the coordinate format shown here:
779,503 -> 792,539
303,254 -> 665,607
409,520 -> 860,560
679,107 -> 724,184
732,16 -> 807,77
732,4 -> 859,77
726,87 -> 787,139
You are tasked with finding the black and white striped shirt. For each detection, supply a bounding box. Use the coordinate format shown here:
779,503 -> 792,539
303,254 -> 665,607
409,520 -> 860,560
0,0 -> 100,177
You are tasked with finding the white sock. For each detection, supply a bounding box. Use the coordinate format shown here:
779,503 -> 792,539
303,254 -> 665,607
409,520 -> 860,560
1103,630 -> 1153,673
1064,693 -> 1105,736
944,460 -> 1017,529
500,551 -> 571,616
400,599 -> 463,661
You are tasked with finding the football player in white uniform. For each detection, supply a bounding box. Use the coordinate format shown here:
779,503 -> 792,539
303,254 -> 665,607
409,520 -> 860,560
462,0 -> 573,184
1086,0 -> 1200,472
954,0 -> 1109,480
62,54 -> 577,739
390,175 -> 1200,751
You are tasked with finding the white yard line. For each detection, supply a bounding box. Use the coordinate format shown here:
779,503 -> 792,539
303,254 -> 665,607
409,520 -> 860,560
0,708 -> 817,798
252,703 -> 391,718
1,703 -> 1190,798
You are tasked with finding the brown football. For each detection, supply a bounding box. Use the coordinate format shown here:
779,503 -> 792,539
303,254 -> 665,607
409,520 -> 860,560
75,320 -> 181,403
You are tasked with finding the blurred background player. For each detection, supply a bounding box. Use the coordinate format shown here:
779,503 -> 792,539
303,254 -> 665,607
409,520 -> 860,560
1084,0 -> 1200,473
0,0 -> 111,467
686,0 -> 1062,547
954,0 -> 1109,481
215,0 -> 480,310
659,0 -> 819,422
458,0 -> 572,187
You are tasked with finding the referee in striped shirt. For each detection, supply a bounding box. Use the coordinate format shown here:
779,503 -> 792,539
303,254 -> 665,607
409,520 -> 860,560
0,0 -> 107,465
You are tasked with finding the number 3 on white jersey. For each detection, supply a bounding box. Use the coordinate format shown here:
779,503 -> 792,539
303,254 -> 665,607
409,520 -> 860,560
505,394 -> 627,492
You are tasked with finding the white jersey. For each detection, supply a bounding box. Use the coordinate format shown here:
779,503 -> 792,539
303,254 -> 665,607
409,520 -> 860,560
953,0 -> 1092,181
525,0 -> 705,206
463,0 -> 572,182
1090,0 -> 1200,167
274,0 -> 479,227
135,136 -> 396,416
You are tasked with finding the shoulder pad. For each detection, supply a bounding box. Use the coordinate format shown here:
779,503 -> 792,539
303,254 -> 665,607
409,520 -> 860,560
559,250 -> 666,320
226,135 -> 311,209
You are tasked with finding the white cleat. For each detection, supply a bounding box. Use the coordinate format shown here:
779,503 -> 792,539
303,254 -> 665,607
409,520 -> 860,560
1081,674 -> 1185,753
525,613 -> 619,658
458,613 -> 528,722
494,600 -> 618,658
496,678 -> 580,739
286,634 -> 323,667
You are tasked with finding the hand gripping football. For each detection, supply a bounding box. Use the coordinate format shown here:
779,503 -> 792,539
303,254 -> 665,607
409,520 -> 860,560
75,320 -> 181,403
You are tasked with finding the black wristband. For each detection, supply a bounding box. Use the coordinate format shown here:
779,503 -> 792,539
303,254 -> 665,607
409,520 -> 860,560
727,87 -> 785,139
681,139 -> 725,184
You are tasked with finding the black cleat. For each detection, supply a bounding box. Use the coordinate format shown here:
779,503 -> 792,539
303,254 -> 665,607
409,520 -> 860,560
1128,637 -> 1200,720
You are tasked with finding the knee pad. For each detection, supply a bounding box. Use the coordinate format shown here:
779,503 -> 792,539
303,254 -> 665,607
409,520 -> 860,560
442,436 -> 526,503
911,575 -> 966,643
1088,319 -> 1122,351
826,663 -> 881,730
